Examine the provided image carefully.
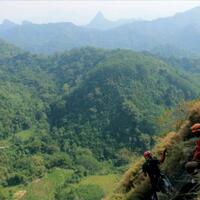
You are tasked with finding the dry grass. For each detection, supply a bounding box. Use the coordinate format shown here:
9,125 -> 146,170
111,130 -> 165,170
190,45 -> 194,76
189,100 -> 200,124
107,100 -> 200,200
13,190 -> 27,200
106,131 -> 182,200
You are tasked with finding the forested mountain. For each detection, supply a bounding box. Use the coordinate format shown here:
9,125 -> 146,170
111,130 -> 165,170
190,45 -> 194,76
1,43 -> 198,150
0,7 -> 200,54
51,49 -> 200,158
0,21 -> 100,53
150,45 -> 200,58
0,39 -> 22,57
1,39 -> 200,199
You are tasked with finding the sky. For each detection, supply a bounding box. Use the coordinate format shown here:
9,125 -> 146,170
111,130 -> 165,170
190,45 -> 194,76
0,1 -> 200,25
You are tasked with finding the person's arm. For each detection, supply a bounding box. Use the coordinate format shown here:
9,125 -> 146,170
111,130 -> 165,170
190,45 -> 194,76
160,148 -> 167,164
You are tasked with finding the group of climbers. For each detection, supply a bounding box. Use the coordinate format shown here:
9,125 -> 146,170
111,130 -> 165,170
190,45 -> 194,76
142,123 -> 200,200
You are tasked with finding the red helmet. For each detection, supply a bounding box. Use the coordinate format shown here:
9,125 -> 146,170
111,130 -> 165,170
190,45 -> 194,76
144,151 -> 152,159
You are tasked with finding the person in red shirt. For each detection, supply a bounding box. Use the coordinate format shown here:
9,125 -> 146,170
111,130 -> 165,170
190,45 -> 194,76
185,123 -> 200,174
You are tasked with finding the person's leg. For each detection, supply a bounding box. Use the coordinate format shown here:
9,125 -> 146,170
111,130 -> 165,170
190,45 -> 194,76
151,191 -> 158,200
151,179 -> 158,200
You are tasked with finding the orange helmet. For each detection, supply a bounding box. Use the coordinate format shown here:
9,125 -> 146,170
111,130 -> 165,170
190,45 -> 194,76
144,151 -> 152,159
191,123 -> 200,133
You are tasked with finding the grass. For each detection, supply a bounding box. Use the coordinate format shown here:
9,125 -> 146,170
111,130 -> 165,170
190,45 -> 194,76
1,168 -> 73,200
1,185 -> 23,200
0,128 -> 36,148
18,168 -> 73,200
16,128 -> 36,141
77,174 -> 119,195
0,128 -> 36,149
0,139 -> 10,148
12,171 -> 118,200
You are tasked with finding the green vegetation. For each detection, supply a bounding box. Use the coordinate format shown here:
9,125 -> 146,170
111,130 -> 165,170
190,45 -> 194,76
1,39 -> 200,199
0,39 -> 22,57
107,100 -> 200,200
16,128 -> 37,141
54,173 -> 119,200
22,168 -> 73,200
55,184 -> 105,200
78,174 -> 119,194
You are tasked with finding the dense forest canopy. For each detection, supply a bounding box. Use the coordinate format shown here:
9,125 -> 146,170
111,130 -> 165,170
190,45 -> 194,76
0,38 -> 200,199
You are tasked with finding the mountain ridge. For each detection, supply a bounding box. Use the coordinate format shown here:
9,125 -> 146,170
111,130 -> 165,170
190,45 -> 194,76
1,6 -> 200,54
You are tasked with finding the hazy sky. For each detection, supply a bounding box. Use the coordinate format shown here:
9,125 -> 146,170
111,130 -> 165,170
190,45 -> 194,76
1,1 -> 200,25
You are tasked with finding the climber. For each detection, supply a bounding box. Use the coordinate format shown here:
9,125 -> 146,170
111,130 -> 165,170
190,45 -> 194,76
185,123 -> 200,175
142,149 -> 169,200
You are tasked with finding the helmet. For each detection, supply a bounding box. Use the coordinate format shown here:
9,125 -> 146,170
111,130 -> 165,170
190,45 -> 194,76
144,151 -> 152,159
191,123 -> 200,133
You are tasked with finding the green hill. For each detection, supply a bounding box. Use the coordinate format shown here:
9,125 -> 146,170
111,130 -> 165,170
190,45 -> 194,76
0,41 -> 200,199
52,49 -> 199,159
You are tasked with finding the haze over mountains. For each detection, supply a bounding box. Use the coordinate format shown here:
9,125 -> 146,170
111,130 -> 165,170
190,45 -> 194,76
0,6 -> 200,55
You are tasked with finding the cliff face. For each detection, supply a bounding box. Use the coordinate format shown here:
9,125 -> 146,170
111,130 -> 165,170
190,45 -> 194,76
107,100 -> 200,200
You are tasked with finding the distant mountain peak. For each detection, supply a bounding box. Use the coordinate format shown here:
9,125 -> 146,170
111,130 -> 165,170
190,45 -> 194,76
85,11 -> 114,30
90,11 -> 109,24
86,11 -> 135,30
1,19 -> 17,30
96,11 -> 104,18
95,11 -> 105,19
2,19 -> 16,25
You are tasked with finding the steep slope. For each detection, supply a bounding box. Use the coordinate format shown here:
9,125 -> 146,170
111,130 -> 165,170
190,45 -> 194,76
106,100 -> 200,200
51,49 -> 199,159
